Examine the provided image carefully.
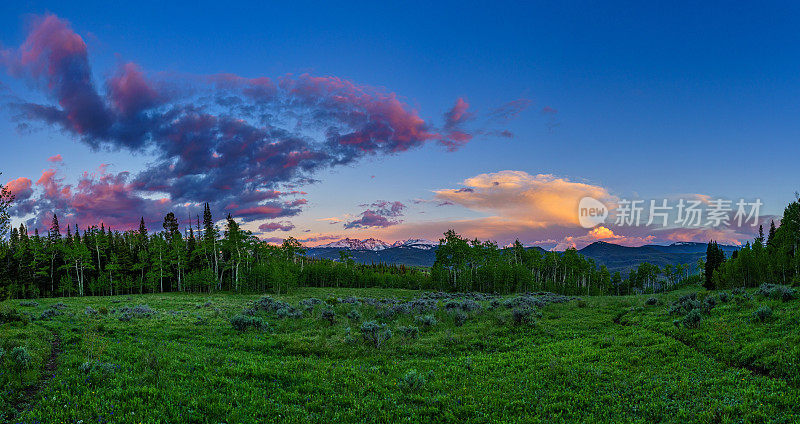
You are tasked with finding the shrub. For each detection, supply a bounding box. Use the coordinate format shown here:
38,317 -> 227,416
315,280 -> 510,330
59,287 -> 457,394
754,306 -> 773,322
98,306 -> 109,315
450,310 -> 468,327
10,346 -> 32,384
576,299 -> 588,308
703,296 -> 717,310
360,321 -> 392,348
732,287 -> 746,296
300,298 -> 323,309
19,301 -> 38,307
193,314 -> 209,326
414,315 -> 437,328
342,327 -> 357,345
39,308 -> 63,321
669,294 -> 703,315
80,360 -> 118,385
196,301 -> 213,309
50,302 -> 68,310
398,369 -> 427,392
118,304 -> 157,319
321,309 -> 336,325
0,307 -> 29,324
230,314 -> 270,332
645,297 -> 659,306
346,309 -> 362,322
397,325 -> 420,340
718,292 -> 730,303
682,309 -> 702,328
276,306 -> 302,319
511,308 -> 536,325
758,284 -> 797,301
253,297 -> 292,313
85,306 -> 98,315
118,312 -> 133,322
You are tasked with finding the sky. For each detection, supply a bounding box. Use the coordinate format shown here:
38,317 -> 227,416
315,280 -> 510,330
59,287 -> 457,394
1,1 -> 798,249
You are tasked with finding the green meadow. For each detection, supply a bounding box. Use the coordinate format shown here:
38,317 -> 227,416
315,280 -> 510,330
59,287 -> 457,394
1,285 -> 798,423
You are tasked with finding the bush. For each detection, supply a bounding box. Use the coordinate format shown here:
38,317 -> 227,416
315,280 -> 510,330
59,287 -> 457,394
19,301 -> 38,307
669,294 -> 702,315
360,321 -> 392,348
0,307 -> 29,324
321,309 -> 336,325
39,308 -> 63,321
398,369 -> 427,392
511,308 -> 536,325
682,309 -> 702,328
230,314 -> 270,332
703,296 -> 717,310
10,346 -> 32,383
85,306 -> 98,315
576,299 -> 588,308
732,287 -> 746,296
645,297 -> 659,306
342,327 -> 357,345
758,284 -> 797,301
414,315 -> 437,328
253,297 -> 293,313
80,360 -> 118,385
276,306 -> 302,319
718,292 -> 730,303
98,306 -> 109,315
397,325 -> 420,340
450,310 -> 468,327
754,306 -> 773,322
118,304 -> 157,319
346,309 -> 362,322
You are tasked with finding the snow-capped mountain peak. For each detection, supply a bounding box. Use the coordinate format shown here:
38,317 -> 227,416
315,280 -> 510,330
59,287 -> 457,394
390,238 -> 438,250
317,237 -> 390,251
316,238 -> 437,250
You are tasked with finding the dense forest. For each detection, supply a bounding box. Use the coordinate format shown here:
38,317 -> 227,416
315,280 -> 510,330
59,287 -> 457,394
705,198 -> 800,289
5,182 -> 799,300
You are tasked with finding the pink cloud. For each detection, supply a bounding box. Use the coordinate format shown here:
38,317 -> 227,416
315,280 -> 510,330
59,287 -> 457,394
258,221 -> 295,232
6,177 -> 33,201
47,154 -> 63,163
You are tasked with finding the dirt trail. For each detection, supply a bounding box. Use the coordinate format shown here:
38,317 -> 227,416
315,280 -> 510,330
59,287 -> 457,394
10,331 -> 62,419
610,308 -> 795,388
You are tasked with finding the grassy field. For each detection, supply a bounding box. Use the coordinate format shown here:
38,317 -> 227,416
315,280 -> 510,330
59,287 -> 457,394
1,285 -> 798,423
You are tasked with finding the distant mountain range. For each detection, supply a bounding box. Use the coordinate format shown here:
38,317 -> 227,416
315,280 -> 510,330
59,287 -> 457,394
316,237 -> 437,251
306,238 -> 740,273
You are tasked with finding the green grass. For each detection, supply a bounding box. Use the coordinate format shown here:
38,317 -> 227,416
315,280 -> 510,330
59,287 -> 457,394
1,286 -> 799,423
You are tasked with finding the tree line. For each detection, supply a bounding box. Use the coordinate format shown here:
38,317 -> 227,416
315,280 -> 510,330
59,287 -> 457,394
705,197 -> 800,289
0,177 -> 701,298
431,230 -> 697,296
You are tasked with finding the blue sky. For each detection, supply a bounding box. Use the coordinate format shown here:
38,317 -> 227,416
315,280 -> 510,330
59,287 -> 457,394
1,1 -> 798,248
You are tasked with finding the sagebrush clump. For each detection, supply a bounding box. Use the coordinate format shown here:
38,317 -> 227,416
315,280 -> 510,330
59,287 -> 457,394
230,314 -> 271,332
682,309 -> 702,328
753,306 -> 773,322
758,284 -> 797,302
398,369 -> 428,392
360,321 -> 392,348
415,315 -> 437,328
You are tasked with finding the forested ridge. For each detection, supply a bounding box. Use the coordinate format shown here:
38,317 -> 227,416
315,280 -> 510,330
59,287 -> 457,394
2,178 -> 799,299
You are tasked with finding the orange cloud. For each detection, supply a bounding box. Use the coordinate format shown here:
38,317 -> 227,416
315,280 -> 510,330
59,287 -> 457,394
553,226 -> 656,250
435,170 -> 615,228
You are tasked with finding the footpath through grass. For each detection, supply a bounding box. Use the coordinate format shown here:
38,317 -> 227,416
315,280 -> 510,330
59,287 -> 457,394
1,285 -> 798,423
